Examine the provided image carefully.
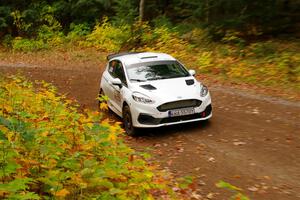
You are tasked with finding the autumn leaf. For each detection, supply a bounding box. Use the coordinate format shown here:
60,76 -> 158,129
216,180 -> 242,191
99,102 -> 108,111
55,188 -> 70,197
108,132 -> 117,142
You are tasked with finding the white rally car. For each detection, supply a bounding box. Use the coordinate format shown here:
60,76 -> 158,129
99,52 -> 212,135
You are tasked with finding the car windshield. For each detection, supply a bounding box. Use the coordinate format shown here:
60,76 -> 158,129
126,60 -> 190,82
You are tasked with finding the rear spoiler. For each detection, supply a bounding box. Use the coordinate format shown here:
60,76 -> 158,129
107,52 -> 143,61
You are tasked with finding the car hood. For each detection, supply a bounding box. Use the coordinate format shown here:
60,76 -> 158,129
131,77 -> 201,103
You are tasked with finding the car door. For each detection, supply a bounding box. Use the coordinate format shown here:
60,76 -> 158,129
104,60 -> 127,114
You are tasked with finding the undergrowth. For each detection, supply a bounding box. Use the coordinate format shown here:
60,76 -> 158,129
1,18 -> 299,91
0,75 -> 190,199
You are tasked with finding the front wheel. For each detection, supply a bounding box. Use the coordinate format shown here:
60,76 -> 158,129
123,105 -> 137,136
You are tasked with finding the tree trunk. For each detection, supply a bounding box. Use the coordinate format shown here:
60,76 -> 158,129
206,0 -> 209,23
139,0 -> 145,21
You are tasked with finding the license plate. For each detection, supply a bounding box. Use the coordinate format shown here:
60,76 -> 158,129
168,107 -> 195,117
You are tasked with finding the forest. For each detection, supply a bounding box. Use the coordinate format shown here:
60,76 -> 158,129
1,1 -> 300,199
1,0 -> 300,38
1,0 -> 299,91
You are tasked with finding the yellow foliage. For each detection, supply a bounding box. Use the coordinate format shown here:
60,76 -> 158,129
99,102 -> 108,111
108,132 -> 117,142
83,17 -> 131,52
0,76 -> 181,199
55,188 -> 70,197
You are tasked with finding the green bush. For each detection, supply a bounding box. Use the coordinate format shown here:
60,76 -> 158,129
66,23 -> 91,43
152,16 -> 173,29
12,37 -> 48,52
1,34 -> 13,48
248,42 -> 276,58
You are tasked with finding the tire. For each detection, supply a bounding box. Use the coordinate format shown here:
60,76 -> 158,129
122,105 -> 137,136
200,118 -> 211,127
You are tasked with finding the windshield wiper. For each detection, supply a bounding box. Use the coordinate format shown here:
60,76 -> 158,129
130,79 -> 146,82
147,77 -> 162,81
164,75 -> 182,79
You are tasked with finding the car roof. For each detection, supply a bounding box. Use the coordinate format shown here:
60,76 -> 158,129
107,52 -> 176,66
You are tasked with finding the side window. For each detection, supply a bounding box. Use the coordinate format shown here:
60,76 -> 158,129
108,61 -> 116,74
108,60 -> 127,85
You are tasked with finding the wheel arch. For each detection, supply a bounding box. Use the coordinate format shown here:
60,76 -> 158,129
122,101 -> 129,115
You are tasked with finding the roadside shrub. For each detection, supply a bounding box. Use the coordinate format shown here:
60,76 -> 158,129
152,16 -> 173,29
134,23 -> 194,64
1,34 -> 13,48
66,23 -> 91,43
217,44 -> 235,57
221,30 -> 245,46
10,13 -> 64,52
10,5 -> 62,38
195,39 -> 300,90
273,52 -> 300,84
0,75 -> 182,199
83,18 -> 131,52
10,10 -> 33,36
248,42 -> 276,58
37,25 -> 62,40
11,37 -> 48,52
2,16 -> 299,91
181,28 -> 211,46
196,51 -> 213,72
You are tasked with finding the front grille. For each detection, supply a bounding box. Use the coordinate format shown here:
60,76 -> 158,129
157,99 -> 202,112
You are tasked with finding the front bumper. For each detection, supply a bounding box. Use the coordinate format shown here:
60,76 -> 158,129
129,95 -> 212,128
138,104 -> 212,126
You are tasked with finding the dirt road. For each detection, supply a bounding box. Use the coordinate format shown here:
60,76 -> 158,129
1,58 -> 300,200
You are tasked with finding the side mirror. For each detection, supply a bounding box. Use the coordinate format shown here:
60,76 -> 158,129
111,78 -> 122,88
188,69 -> 196,76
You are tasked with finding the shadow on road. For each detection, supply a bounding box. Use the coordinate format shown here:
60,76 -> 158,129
134,120 -> 212,138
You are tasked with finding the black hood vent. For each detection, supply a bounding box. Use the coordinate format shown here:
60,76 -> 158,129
185,79 -> 194,85
140,84 -> 157,90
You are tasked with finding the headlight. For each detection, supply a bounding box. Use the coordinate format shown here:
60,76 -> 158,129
200,85 -> 209,97
132,92 -> 154,104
